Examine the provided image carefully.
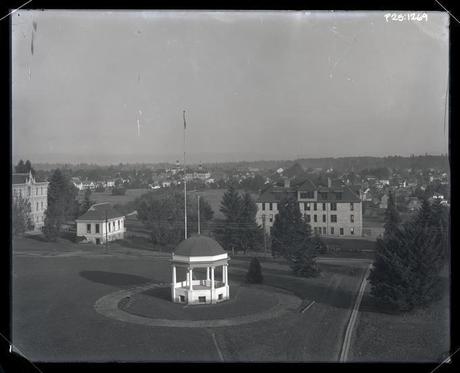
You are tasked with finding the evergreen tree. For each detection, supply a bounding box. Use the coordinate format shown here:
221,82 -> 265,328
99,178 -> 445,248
80,188 -> 94,215
14,160 -> 25,173
24,160 -> 35,176
383,191 -> 400,239
271,196 -> 319,277
238,192 -> 263,254
14,159 -> 35,176
216,186 -> 242,253
246,257 -> 263,284
369,197 -> 448,311
43,169 -> 78,241
12,196 -> 33,235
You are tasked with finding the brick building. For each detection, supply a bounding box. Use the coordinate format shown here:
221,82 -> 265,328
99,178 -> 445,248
256,178 -> 363,237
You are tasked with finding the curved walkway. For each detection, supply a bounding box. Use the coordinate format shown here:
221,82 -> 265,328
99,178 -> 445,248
94,282 -> 302,328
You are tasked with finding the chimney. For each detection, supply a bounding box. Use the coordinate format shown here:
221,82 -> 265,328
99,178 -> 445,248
284,177 -> 290,188
327,177 -> 332,188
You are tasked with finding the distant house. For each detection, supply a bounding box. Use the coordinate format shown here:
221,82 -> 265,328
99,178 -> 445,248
362,188 -> 373,201
75,203 -> 125,245
71,177 -> 84,190
379,194 -> 389,209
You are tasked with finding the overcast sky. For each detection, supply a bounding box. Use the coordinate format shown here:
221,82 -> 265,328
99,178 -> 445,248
12,10 -> 449,164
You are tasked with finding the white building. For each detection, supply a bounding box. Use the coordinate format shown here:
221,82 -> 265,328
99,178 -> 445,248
76,203 -> 125,245
171,235 -> 230,305
256,178 -> 363,237
12,171 -> 49,231
71,177 -> 84,190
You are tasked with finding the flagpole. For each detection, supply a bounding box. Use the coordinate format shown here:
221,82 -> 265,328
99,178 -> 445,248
183,110 -> 187,240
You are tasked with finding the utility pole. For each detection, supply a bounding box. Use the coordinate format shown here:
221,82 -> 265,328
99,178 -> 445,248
263,215 -> 267,254
183,110 -> 187,240
105,210 -> 108,251
197,195 -> 201,235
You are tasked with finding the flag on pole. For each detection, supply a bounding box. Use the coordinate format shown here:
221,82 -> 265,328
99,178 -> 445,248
183,110 -> 186,129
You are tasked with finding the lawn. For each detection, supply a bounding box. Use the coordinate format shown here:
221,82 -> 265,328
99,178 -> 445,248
350,276 -> 450,362
12,236 -> 367,362
78,188 -> 149,206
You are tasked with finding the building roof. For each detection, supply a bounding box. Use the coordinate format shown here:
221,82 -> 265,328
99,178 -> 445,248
174,235 -> 226,257
76,203 -> 124,221
12,173 -> 31,185
256,180 -> 361,203
257,186 -> 297,202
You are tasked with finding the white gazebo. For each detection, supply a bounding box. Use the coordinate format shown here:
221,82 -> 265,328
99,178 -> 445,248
171,235 -> 230,305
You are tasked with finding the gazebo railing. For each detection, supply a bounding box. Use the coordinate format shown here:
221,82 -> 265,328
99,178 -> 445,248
174,280 -> 225,289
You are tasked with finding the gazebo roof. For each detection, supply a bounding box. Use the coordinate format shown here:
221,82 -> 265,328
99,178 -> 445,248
174,235 -> 226,257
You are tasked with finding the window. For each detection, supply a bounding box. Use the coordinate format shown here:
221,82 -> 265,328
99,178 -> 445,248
335,192 -> 342,200
36,188 -> 38,195
320,192 -> 328,199
314,203 -> 317,211
314,214 -> 317,222
305,203 -> 310,211
218,294 -> 223,300
199,296 -> 206,303
305,214 -> 311,223
331,215 -> 337,223
300,191 -> 314,199
28,187 -> 31,196
262,203 -> 266,211
331,227 -> 334,235
41,201 -> 43,210
322,215 -> 326,223
340,228 -> 344,235
331,202 -> 337,211
180,295 -> 185,302
314,227 -> 318,234
95,224 -> 100,234
350,203 -> 354,211
269,203 -> 273,211
86,224 -> 91,233
350,214 -> 354,223
323,227 -> 326,234
273,203 -> 277,210
269,215 -> 273,223
322,203 -> 326,210
350,227 -> 355,235
36,202 -> 39,211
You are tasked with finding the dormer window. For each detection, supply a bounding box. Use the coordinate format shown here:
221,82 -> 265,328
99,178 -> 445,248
300,191 -> 314,199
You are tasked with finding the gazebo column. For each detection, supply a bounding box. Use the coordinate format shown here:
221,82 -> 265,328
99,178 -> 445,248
206,267 -> 210,282
223,265 -> 228,285
211,267 -> 214,294
171,265 -> 176,301
189,268 -> 193,291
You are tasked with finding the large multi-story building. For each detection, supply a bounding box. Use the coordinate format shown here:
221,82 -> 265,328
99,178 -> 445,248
12,171 -> 49,231
256,178 -> 362,237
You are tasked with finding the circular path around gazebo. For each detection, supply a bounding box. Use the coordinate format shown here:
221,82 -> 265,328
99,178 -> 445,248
94,282 -> 302,328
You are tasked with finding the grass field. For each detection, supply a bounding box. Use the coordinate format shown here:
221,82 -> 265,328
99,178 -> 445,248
350,276 -> 450,362
78,188 -> 149,206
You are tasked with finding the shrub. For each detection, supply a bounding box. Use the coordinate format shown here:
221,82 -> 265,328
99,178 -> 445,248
246,257 -> 263,284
